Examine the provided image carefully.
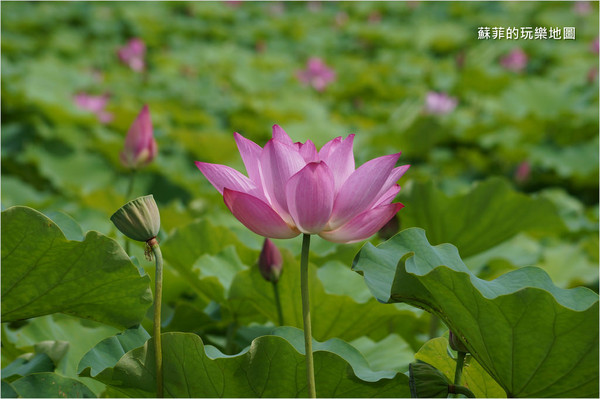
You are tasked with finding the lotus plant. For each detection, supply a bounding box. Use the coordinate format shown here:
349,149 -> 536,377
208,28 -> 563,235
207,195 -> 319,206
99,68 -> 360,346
196,124 -> 408,397
120,105 -> 157,253
111,195 -> 163,397
120,105 -> 157,172
258,238 -> 284,326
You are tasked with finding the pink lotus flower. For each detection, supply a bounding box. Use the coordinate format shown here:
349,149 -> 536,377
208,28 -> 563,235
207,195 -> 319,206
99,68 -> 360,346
120,105 -> 157,169
425,92 -> 458,115
118,38 -> 146,72
297,58 -> 336,92
74,92 -> 113,124
500,48 -> 528,72
195,125 -> 409,243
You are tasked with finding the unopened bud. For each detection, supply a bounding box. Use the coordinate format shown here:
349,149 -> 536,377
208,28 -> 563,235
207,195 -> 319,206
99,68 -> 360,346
110,195 -> 160,242
409,361 -> 451,398
258,238 -> 283,283
449,330 -> 469,353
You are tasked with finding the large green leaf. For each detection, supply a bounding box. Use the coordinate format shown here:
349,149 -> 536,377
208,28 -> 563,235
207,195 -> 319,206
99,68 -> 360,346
399,178 -> 565,257
11,373 -> 96,398
1,353 -> 54,382
2,314 -> 118,380
353,228 -> 599,397
228,250 -> 422,343
1,206 -> 152,328
78,325 -> 150,378
85,329 -> 410,398
415,336 -> 505,398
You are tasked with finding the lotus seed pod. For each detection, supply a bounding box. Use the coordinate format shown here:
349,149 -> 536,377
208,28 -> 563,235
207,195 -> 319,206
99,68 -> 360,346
111,195 -> 160,242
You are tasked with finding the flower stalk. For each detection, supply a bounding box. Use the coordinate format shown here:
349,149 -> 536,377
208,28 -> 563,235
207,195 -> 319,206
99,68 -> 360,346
272,282 -> 284,326
110,195 -> 162,397
452,350 -> 467,398
300,234 -> 316,398
149,237 -> 164,398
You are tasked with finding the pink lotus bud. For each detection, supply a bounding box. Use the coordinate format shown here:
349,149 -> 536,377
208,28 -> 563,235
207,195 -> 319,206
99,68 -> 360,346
500,48 -> 528,72
425,92 -> 458,115
514,161 -> 531,183
73,92 -> 113,124
120,105 -> 157,170
296,58 -> 336,92
118,38 -> 146,72
259,238 -> 283,283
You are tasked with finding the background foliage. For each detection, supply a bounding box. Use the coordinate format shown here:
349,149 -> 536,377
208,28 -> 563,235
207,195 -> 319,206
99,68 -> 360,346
1,1 -> 598,397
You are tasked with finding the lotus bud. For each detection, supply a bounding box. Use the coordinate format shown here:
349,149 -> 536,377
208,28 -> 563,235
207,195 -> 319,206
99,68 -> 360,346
258,238 -> 283,283
449,330 -> 470,353
111,195 -> 160,243
120,105 -> 157,170
409,361 -> 451,398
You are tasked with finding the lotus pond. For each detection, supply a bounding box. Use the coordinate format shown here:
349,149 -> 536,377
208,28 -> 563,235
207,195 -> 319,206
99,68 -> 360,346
1,1 -> 599,398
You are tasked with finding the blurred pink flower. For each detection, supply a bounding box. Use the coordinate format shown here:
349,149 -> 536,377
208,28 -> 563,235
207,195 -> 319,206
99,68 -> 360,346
225,0 -> 242,7
573,1 -> 592,15
74,93 -> 113,124
297,58 -> 336,92
500,48 -> 528,72
514,161 -> 531,183
120,105 -> 157,169
591,37 -> 599,54
118,38 -> 146,72
425,92 -> 458,115
195,125 -> 409,243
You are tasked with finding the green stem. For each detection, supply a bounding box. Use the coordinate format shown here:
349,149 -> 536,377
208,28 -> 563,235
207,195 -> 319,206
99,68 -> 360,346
272,282 -> 284,326
300,234 -> 316,398
150,241 -> 163,398
450,385 -> 476,398
124,171 -> 136,254
452,351 -> 467,398
225,320 -> 238,355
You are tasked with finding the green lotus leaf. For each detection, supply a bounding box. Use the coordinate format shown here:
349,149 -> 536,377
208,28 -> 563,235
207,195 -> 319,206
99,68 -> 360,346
353,228 -> 599,397
11,372 -> 95,398
1,353 -> 54,382
83,328 -> 410,398
1,381 -> 18,398
1,206 -> 152,328
399,178 -> 565,257
415,336 -> 505,398
78,325 -> 150,378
